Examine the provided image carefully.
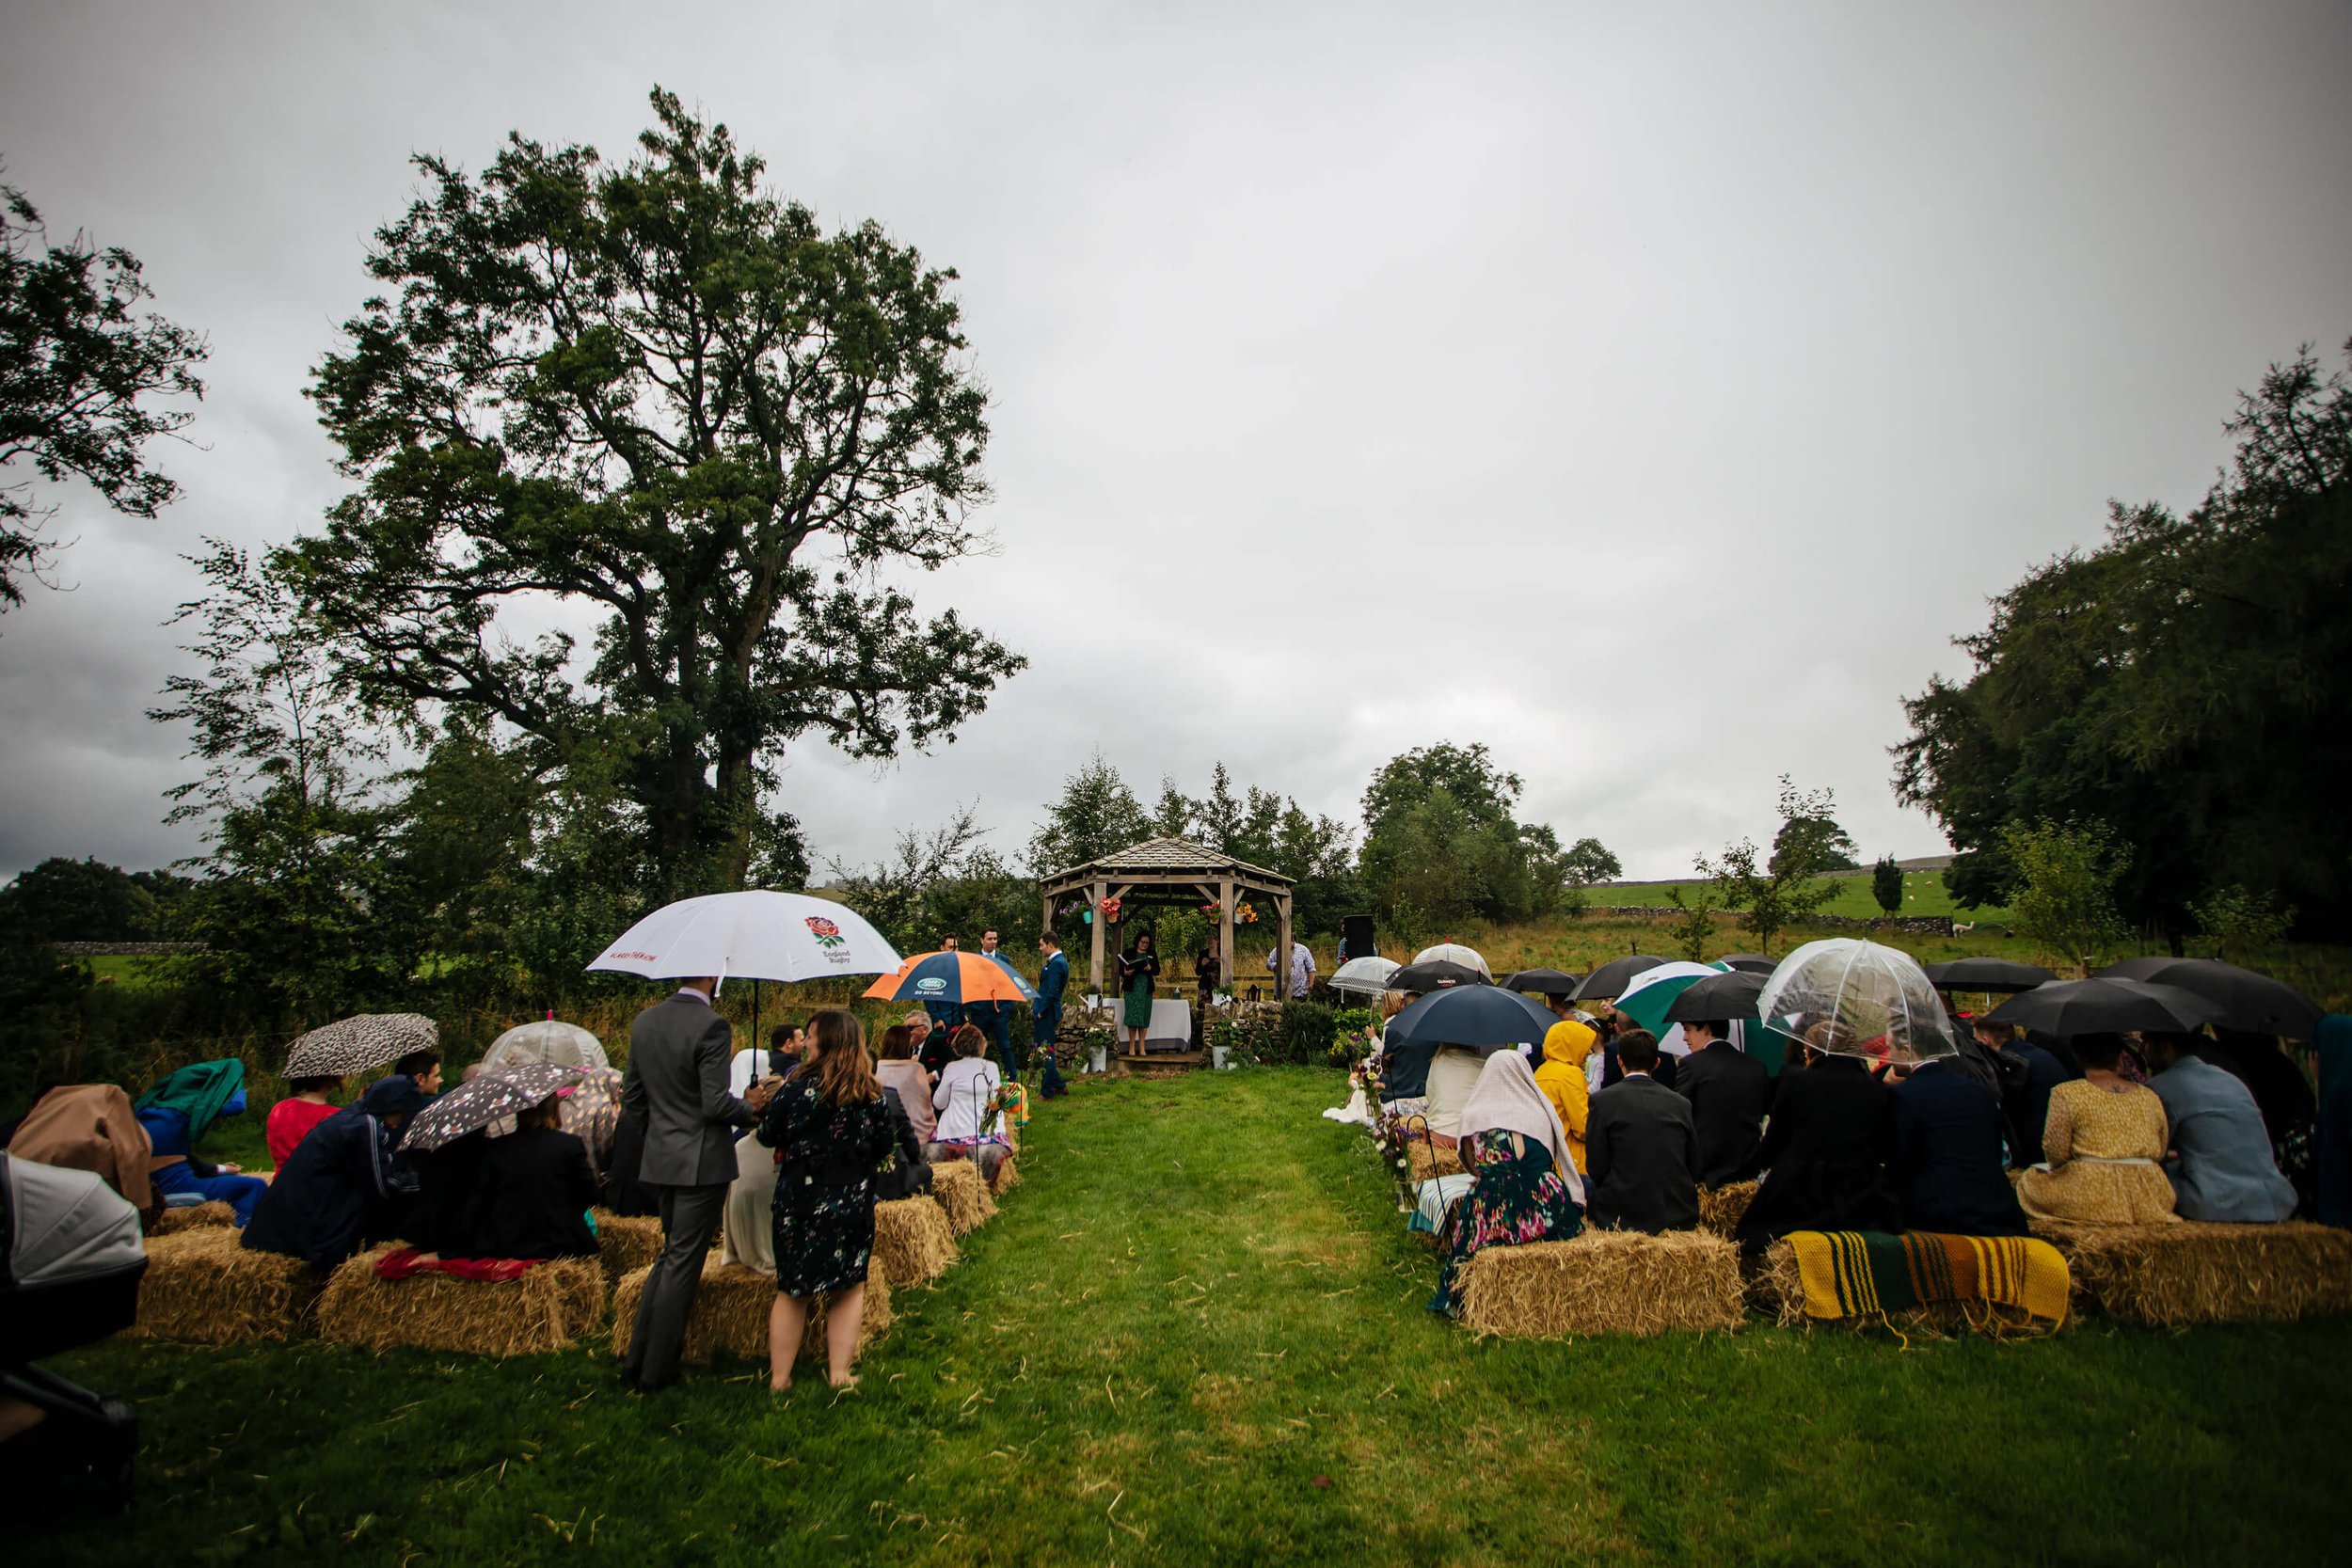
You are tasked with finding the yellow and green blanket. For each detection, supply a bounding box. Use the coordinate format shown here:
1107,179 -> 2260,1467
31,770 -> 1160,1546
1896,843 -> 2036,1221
1788,1229 -> 2071,1330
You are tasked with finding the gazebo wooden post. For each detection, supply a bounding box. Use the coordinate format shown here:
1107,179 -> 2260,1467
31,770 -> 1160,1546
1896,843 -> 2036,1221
1089,878 -> 1107,1002
1275,889 -> 1295,1003
1040,892 -> 1054,945
1216,877 -> 1236,1009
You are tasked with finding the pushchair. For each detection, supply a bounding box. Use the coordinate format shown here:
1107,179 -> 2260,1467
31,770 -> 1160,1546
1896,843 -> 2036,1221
0,1151 -> 147,1513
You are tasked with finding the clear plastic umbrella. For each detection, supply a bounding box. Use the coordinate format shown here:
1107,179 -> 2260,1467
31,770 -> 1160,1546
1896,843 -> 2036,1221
482,1020 -> 610,1070
1757,939 -> 1957,1066
1330,956 -> 1402,997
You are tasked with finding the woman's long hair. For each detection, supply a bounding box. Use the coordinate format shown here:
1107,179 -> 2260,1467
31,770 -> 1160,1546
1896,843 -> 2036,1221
791,1008 -> 882,1107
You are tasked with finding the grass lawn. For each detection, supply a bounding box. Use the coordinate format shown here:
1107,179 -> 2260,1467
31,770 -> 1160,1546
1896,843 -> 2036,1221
1596,871 -> 2010,925
33,1069 -> 2352,1565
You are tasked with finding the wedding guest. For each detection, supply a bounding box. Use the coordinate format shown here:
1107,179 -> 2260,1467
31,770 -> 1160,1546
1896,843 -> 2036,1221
928,1025 -> 1009,1184
1675,1018 -> 1772,1187
873,1025 -> 938,1145
2146,1031 -> 2296,1223
2015,1033 -> 2176,1226
1583,1030 -> 1700,1232
266,1076 -> 344,1168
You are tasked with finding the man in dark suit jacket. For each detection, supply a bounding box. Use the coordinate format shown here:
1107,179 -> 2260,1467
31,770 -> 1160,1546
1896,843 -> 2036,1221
1673,1020 -> 1772,1187
1583,1031 -> 1701,1233
1889,1056 -> 2029,1235
1734,1042 -> 1900,1250
620,978 -> 772,1390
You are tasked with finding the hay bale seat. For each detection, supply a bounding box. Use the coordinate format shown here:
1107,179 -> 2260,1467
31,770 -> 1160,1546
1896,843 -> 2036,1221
2028,1218 -> 2352,1327
592,1210 -> 665,1285
151,1201 -> 237,1236
1697,1180 -> 1756,1241
872,1196 -> 957,1289
1406,1140 -> 1465,1182
128,1228 -> 324,1344
1454,1230 -> 1745,1338
930,1160 -> 997,1235
610,1257 -> 892,1366
317,1245 -> 607,1356
1749,1241 -> 2063,1337
989,1154 -> 1022,1196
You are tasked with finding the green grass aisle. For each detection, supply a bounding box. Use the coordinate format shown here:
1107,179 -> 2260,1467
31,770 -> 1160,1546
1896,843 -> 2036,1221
34,1069 -> 2352,1565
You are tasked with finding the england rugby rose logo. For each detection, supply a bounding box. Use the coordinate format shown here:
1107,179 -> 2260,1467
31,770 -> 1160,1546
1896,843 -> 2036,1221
804,915 -> 845,950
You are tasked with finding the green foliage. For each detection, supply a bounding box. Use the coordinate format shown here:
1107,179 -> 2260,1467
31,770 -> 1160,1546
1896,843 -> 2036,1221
0,857 -> 165,942
1871,855 -> 1905,916
1695,777 -> 1843,956
1025,752 -> 1150,876
1664,885 -> 1716,962
2189,885 -> 2297,967
0,175 -> 206,608
1265,1000 -> 1337,1065
1898,340 -> 2352,938
2002,817 -> 2130,976
289,88 -> 1022,894
1357,744 -> 1612,929
832,802 -> 1033,958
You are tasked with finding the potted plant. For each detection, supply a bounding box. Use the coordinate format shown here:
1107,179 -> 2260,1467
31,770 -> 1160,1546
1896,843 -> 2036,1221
1082,1024 -> 1114,1074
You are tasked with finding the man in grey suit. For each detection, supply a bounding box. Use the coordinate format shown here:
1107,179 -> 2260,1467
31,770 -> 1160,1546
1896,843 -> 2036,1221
620,976 -> 773,1390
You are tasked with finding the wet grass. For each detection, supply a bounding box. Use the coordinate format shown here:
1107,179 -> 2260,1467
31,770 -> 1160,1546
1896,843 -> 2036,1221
34,1069 -> 2352,1565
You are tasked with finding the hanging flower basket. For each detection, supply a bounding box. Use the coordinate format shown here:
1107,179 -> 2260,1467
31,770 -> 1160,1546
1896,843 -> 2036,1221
1234,900 -> 1259,925
1099,896 -> 1123,922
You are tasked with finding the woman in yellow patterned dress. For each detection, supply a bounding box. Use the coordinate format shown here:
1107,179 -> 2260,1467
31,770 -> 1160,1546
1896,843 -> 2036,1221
2016,1032 -> 2178,1225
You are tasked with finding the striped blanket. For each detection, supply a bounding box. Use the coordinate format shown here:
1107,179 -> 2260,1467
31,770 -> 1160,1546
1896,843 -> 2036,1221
1788,1230 -> 2071,1330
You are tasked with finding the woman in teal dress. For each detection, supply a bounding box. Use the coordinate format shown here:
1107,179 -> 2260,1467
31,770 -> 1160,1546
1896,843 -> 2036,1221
1431,1052 -> 1585,1317
1118,932 -> 1160,1053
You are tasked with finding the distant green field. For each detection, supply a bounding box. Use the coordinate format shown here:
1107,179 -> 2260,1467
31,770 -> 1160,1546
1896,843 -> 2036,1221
1596,869 -> 2010,925
84,953 -> 165,990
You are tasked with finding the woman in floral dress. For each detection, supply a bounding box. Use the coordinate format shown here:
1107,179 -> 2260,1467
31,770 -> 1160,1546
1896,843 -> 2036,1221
1430,1052 -> 1586,1317
758,1008 -> 898,1390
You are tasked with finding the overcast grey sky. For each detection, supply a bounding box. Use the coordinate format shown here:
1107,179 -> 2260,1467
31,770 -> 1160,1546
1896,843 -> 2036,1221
2,1 -> 2347,884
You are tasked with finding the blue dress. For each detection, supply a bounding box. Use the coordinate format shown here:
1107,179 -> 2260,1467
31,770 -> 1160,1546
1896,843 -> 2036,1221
137,1106 -> 269,1224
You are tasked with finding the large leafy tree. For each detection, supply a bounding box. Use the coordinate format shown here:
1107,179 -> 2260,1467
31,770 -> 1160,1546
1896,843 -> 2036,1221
0,176 -> 206,609
292,90 -> 1022,894
1895,341 -> 2352,939
1357,743 -> 1600,928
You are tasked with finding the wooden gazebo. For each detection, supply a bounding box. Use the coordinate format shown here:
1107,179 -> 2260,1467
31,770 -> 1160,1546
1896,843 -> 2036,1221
1038,837 -> 1299,1005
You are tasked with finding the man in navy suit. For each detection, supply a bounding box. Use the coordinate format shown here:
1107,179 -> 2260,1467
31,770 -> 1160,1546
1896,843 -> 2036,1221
1033,931 -> 1070,1074
1889,1055 -> 2028,1236
964,927 -> 1020,1075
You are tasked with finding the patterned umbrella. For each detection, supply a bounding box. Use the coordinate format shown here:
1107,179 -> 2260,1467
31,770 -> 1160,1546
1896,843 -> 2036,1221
482,1019 -> 611,1070
283,1013 -> 439,1079
399,1064 -> 581,1153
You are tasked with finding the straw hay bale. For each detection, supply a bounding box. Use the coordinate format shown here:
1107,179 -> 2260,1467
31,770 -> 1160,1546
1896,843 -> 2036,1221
2028,1218 -> 2352,1327
989,1155 -> 1021,1196
150,1201 -> 237,1236
872,1196 -> 957,1289
930,1160 -> 997,1234
610,1257 -> 892,1366
129,1228 -> 322,1344
1748,1241 -> 2055,1337
1454,1229 -> 1744,1338
592,1211 -> 664,1285
1406,1140 -> 1465,1182
1697,1181 -> 1757,1240
316,1245 -> 607,1356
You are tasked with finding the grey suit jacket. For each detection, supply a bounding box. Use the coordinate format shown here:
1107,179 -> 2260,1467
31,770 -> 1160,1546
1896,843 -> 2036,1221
621,993 -> 755,1188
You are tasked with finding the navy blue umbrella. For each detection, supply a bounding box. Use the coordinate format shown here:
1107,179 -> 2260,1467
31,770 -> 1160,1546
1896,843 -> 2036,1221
1384,985 -> 1559,1053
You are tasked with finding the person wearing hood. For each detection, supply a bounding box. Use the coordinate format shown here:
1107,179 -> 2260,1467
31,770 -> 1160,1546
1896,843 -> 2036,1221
242,1076 -> 431,1266
1429,1052 -> 1585,1316
134,1060 -> 268,1224
1534,1009 -> 1596,1173
6,1083 -> 161,1226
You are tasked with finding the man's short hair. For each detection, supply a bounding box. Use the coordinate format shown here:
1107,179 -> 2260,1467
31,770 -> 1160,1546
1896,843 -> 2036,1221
1684,1019 -> 1727,1039
981,927 -> 998,940
904,1009 -> 930,1028
1040,930 -> 1059,947
393,1049 -> 440,1080
1616,1030 -> 1661,1071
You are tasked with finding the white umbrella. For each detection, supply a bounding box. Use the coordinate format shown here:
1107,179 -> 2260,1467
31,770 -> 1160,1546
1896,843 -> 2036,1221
1413,942 -> 1490,977
585,891 -> 902,983
482,1020 -> 610,1071
1329,956 -> 1403,998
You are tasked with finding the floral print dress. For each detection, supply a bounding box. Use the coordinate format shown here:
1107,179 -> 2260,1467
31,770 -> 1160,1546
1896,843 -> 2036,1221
757,1081 -> 898,1297
1430,1129 -> 1584,1316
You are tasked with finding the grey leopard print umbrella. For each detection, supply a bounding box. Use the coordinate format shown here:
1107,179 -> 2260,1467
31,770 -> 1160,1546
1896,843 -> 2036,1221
283,1013 -> 439,1079
399,1063 -> 583,1153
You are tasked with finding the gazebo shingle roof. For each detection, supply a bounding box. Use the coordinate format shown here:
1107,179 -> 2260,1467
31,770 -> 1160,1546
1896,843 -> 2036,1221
1041,836 -> 1292,887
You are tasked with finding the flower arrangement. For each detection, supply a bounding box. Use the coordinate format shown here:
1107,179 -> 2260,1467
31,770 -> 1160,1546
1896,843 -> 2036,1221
1098,895 -> 1122,921
1233,900 -> 1258,925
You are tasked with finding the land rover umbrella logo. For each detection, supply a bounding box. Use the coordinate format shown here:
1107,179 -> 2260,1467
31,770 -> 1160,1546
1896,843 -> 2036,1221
804,916 -> 845,950
915,976 -> 947,994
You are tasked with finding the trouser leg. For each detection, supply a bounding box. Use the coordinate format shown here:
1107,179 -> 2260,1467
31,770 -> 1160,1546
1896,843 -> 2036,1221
627,1182 -> 727,1388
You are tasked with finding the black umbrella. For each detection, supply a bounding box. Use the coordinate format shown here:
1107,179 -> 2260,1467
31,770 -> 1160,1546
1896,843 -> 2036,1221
1384,985 -> 1559,1053
1981,978 -> 2220,1037
399,1064 -> 582,1153
1663,970 -> 1769,1024
1923,958 -> 2058,993
2093,958 -> 2323,1038
1572,955 -> 1674,1002
1501,967 -> 1581,996
1716,954 -> 1776,974
1386,959 -> 1488,992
